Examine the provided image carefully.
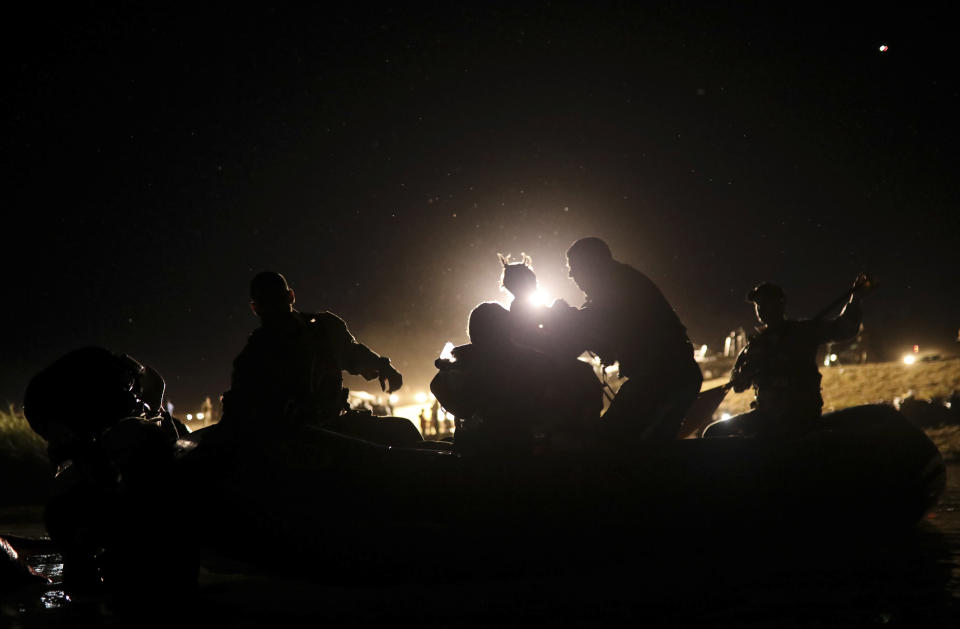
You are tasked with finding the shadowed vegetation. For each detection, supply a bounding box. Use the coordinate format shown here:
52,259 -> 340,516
0,406 -> 50,504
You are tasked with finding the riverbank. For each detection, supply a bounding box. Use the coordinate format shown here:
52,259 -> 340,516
0,409 -> 50,504
705,357 -> 960,458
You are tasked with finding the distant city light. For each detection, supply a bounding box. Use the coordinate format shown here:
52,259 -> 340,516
196,412 -> 204,420
903,355 -> 916,365
414,392 -> 427,404
389,394 -> 399,405
186,414 -> 193,420
879,44 -> 889,52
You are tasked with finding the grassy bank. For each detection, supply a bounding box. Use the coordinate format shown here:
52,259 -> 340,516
0,407 -> 51,504
705,357 -> 960,458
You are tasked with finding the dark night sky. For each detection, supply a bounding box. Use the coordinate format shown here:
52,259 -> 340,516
3,3 -> 958,410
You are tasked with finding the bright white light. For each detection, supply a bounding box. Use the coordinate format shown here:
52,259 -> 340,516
720,413 -> 732,421
879,44 -> 889,52
389,394 -> 399,405
186,414 -> 193,420
196,412 -> 204,420
414,392 -> 427,404
903,355 -> 916,365
829,354 -> 838,362
527,288 -> 550,307
439,341 -> 455,361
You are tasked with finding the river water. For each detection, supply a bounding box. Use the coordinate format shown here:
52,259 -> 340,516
3,465 -> 959,627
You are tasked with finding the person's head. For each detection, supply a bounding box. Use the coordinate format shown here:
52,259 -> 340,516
565,237 -> 614,297
249,271 -> 295,319
499,253 -> 537,300
746,283 -> 786,326
24,347 -> 147,460
467,302 -> 512,347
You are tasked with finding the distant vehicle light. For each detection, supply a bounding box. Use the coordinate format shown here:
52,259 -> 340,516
196,413 -> 204,420
903,355 -> 916,365
879,44 -> 889,52
830,354 -> 838,362
186,414 -> 193,420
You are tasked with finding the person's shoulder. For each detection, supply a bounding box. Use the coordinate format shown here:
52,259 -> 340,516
451,344 -> 477,361
788,318 -> 819,331
300,311 -> 346,327
614,262 -> 661,294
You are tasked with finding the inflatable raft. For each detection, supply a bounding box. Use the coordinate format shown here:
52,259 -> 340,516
186,404 -> 945,579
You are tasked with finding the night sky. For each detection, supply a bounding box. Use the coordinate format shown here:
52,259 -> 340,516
4,4 -> 958,410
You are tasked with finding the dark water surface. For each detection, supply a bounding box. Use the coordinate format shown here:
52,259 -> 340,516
3,465 -> 959,627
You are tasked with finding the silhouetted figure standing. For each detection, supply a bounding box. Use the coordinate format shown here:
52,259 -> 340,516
221,271 -> 406,439
554,237 -> 702,441
499,253 -> 540,333
720,275 -> 869,436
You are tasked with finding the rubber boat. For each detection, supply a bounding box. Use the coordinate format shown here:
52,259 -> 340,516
185,403 -> 945,579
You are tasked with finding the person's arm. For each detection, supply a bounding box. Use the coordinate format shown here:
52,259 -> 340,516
729,344 -> 755,392
819,274 -> 869,343
323,313 -> 403,392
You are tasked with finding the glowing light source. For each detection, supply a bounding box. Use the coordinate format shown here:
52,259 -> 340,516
903,355 -> 916,365
414,392 -> 427,404
439,341 -> 455,361
720,413 -> 732,421
196,412 -> 204,420
829,354 -> 838,362
527,288 -> 551,307
186,414 -> 193,420
879,44 -> 889,52
389,394 -> 399,405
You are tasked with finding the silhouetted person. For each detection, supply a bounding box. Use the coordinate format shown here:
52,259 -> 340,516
499,253 -> 586,360
23,347 -> 197,603
221,271 -> 410,442
720,275 -> 868,436
549,237 -> 703,442
499,253 -> 540,332
432,302 -> 601,454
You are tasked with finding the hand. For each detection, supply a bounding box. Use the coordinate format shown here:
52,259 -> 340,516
379,364 -> 403,393
851,272 -> 874,299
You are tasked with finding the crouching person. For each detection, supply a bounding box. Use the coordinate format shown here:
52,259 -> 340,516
432,302 -> 602,456
23,347 -> 198,606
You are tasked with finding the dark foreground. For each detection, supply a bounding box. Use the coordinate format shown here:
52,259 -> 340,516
2,465 -> 959,628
